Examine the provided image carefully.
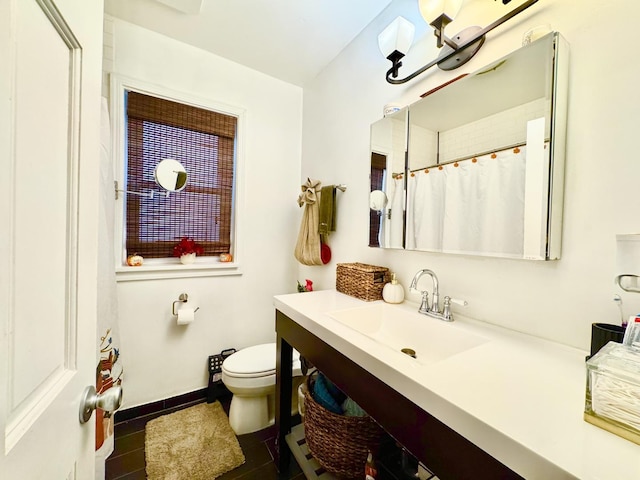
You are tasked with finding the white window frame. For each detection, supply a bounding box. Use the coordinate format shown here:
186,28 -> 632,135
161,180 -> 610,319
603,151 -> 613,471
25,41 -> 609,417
110,75 -> 245,282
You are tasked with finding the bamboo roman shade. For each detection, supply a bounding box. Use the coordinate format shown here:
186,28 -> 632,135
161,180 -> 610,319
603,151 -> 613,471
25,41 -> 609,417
125,91 -> 237,258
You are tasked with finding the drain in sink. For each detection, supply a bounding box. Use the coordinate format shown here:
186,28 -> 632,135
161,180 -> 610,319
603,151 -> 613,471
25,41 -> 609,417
401,348 -> 416,358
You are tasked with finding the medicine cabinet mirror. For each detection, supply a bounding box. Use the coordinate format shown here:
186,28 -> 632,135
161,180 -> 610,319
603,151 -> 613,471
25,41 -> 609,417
369,108 -> 407,249
370,32 -> 568,260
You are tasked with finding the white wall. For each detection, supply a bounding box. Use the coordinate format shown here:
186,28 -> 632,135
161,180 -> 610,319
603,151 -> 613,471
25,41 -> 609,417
111,0 -> 640,409
438,98 -> 547,164
107,18 -> 303,408
299,0 -> 640,351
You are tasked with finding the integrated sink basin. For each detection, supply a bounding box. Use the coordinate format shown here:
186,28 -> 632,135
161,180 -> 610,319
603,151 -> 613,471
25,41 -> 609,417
328,303 -> 489,366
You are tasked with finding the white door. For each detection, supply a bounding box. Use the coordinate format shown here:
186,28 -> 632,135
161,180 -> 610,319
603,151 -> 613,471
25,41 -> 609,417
0,0 -> 104,478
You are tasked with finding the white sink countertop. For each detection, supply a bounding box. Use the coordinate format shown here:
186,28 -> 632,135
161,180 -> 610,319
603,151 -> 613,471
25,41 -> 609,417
274,290 -> 640,480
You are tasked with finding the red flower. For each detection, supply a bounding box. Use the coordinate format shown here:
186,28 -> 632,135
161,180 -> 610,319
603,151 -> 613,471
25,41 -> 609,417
172,237 -> 204,257
297,279 -> 314,292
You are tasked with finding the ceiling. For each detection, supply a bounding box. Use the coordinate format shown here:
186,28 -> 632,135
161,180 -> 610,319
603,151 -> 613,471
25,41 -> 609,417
104,0 -> 393,86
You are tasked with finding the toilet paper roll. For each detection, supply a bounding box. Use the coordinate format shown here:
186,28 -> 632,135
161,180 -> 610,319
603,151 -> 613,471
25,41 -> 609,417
177,307 -> 195,325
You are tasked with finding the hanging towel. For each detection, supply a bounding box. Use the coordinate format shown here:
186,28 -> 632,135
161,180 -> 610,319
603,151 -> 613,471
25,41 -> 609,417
318,185 -> 336,236
295,179 -> 323,265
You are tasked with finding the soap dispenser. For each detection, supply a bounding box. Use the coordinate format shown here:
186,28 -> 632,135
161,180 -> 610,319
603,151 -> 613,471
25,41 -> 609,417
382,273 -> 404,304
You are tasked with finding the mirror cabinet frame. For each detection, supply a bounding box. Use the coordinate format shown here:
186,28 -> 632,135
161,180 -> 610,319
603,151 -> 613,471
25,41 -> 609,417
370,32 -> 569,260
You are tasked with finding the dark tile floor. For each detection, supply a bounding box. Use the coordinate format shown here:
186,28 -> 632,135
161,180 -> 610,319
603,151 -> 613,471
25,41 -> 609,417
104,392 -> 426,480
105,394 -> 304,480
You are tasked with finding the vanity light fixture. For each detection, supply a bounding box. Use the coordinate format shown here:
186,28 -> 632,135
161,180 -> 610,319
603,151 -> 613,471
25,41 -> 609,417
379,0 -> 539,84
378,16 -> 415,79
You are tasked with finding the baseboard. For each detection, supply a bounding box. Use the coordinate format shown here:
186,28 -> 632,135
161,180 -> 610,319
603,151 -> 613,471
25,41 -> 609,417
115,388 -> 210,423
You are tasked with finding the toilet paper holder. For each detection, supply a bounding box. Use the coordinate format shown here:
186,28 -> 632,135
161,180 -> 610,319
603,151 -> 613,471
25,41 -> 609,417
172,293 -> 200,315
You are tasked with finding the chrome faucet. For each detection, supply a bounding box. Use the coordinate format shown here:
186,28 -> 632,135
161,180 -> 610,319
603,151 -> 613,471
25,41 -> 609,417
409,269 -> 467,322
409,269 -> 439,315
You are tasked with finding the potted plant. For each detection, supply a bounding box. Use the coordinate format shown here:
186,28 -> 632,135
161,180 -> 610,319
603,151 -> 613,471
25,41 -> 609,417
173,237 -> 204,264
297,279 -> 313,292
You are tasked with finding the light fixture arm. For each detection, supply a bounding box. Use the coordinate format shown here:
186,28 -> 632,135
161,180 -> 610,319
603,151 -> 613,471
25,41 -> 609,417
386,50 -> 406,78
430,13 -> 459,49
385,52 -> 443,84
386,0 -> 539,84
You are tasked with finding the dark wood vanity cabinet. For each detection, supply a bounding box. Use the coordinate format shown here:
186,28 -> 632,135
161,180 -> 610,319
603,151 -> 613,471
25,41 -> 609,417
275,310 -> 523,480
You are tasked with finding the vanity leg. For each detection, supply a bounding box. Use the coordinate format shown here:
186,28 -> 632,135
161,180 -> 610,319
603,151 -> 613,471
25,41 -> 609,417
275,333 -> 293,472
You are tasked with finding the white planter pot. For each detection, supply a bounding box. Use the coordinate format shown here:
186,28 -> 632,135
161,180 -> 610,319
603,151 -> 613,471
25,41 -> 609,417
180,253 -> 196,265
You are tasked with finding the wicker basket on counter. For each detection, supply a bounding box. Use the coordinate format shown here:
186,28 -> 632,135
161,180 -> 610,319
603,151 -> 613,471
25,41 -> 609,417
303,376 -> 382,479
336,263 -> 389,301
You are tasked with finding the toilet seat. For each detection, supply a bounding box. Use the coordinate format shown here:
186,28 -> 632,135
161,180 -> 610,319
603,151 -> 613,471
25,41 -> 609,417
222,343 -> 302,379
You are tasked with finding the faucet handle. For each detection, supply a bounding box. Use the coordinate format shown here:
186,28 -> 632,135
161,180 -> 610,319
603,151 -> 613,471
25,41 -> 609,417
442,296 -> 467,322
417,290 -> 430,314
447,297 -> 468,307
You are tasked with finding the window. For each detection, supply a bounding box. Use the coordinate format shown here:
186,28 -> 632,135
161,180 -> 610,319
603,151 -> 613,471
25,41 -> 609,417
123,90 -> 237,261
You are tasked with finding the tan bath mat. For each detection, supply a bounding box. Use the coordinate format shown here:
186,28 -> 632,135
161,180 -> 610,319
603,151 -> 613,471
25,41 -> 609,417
145,401 -> 245,480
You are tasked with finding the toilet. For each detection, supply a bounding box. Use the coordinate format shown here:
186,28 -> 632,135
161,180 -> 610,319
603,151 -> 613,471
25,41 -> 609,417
221,343 -> 304,435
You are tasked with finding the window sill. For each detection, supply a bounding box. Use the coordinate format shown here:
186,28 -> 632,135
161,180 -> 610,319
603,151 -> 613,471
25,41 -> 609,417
115,261 -> 241,282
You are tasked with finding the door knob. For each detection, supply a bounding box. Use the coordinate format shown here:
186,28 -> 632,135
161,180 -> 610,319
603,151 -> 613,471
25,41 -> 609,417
79,385 -> 123,424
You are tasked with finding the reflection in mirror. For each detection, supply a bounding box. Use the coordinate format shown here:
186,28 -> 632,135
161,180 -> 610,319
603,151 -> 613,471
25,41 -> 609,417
370,190 -> 388,212
405,32 -> 568,260
155,158 -> 188,192
369,108 -> 407,248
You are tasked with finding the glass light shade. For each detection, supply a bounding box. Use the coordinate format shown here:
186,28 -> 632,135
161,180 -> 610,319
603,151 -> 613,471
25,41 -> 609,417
378,16 -> 415,58
419,0 -> 464,23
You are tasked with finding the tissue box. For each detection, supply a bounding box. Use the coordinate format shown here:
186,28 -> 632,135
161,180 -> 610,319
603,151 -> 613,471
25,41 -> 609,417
336,263 -> 389,301
584,341 -> 640,445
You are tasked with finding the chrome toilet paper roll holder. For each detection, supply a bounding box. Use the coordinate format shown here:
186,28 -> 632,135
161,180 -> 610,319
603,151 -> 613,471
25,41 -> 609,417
172,293 -> 200,315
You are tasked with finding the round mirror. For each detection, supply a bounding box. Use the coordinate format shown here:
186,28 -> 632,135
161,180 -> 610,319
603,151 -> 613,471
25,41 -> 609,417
154,159 -> 188,192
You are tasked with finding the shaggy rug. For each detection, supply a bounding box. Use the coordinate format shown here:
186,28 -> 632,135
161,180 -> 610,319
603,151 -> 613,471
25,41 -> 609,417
145,402 -> 245,480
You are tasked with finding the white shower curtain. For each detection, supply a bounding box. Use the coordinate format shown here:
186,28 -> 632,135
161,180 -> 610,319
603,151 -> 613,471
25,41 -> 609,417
95,97 -> 123,480
410,169 -> 446,251
409,147 -> 526,257
387,176 -> 405,249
